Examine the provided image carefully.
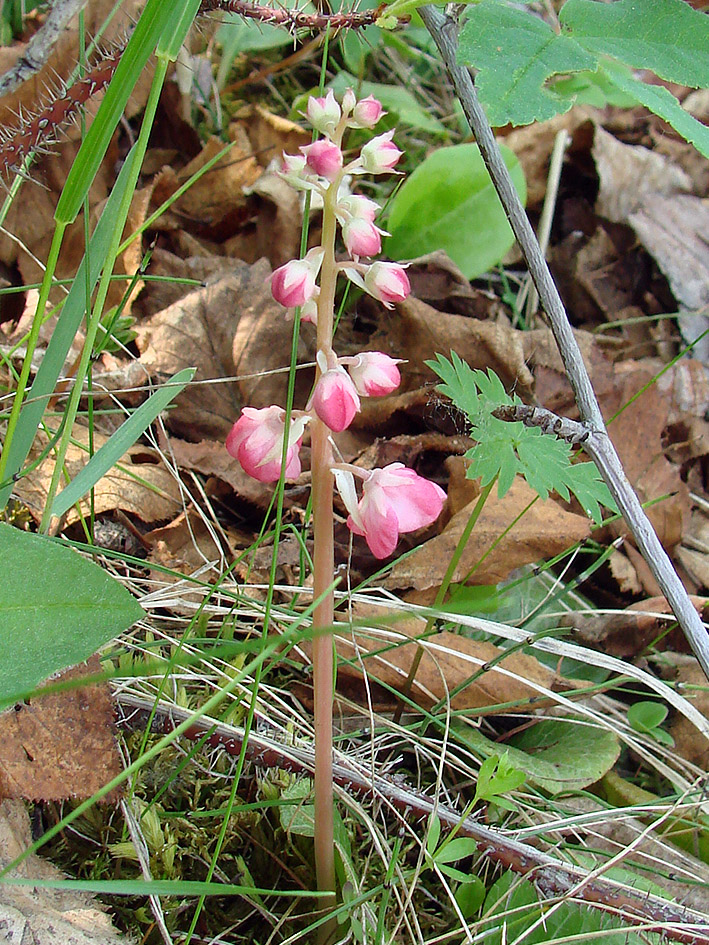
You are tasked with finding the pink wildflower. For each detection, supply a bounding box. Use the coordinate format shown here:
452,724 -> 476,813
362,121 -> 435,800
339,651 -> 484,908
301,139 -> 344,181
342,217 -> 386,258
349,95 -> 385,129
271,248 -> 323,308
348,352 -> 402,396
226,406 -> 306,483
364,261 -> 410,307
279,152 -> 317,191
334,463 -> 446,558
306,90 -> 341,137
311,352 -> 361,432
336,194 -> 380,224
359,130 -> 402,174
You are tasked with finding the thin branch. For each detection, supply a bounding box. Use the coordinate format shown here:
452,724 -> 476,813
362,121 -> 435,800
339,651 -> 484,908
419,4 -> 709,681
116,692 -> 709,945
0,0 -> 87,99
198,0 -> 378,31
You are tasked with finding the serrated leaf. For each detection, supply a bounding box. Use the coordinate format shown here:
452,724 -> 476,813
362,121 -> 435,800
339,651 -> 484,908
454,718 -> 620,794
0,526 -> 144,708
385,143 -> 526,278
458,1 -> 596,126
560,0 -> 709,89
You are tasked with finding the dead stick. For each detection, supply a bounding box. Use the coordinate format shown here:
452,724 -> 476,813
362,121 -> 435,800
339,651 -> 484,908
419,4 -> 709,681
116,692 -> 709,945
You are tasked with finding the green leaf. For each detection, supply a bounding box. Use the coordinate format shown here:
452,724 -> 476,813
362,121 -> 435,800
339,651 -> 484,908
385,144 -> 526,279
52,368 -> 195,519
455,877 -> 486,919
628,701 -> 669,734
0,526 -> 143,708
475,753 -> 526,804
55,0 -> 177,223
454,718 -> 620,795
560,0 -> 709,89
432,836 -> 479,865
458,2 -> 596,126
329,72 -> 445,133
600,59 -> 709,160
0,145 -> 142,510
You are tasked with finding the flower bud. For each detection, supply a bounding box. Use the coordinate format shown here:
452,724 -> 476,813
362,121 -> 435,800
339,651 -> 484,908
348,352 -> 402,396
349,95 -> 385,129
310,351 -> 361,432
341,88 -> 357,116
278,152 -> 317,191
342,218 -> 386,258
306,89 -> 341,137
359,130 -> 402,173
226,406 -> 307,483
301,139 -> 344,181
364,261 -> 410,307
336,194 -> 380,225
271,248 -> 323,308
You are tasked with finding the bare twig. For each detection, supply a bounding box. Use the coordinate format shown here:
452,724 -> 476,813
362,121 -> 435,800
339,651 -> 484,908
199,0 -> 378,31
116,691 -> 709,945
0,0 -> 87,99
419,4 -> 709,681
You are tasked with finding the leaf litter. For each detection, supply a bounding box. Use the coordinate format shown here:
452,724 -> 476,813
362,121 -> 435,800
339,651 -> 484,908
1,0 -> 709,939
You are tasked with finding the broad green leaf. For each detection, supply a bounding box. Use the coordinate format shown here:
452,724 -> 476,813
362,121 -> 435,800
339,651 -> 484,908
386,144 -> 526,279
328,72 -> 445,133
0,146 -> 142,510
454,718 -> 620,794
0,526 -> 143,708
432,836 -> 478,865
458,2 -> 596,126
455,877 -> 486,919
52,368 -> 195,518
600,59 -> 709,160
560,0 -> 709,89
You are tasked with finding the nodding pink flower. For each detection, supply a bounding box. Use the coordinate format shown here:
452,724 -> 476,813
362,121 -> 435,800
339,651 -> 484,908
364,261 -> 410,307
310,352 -> 361,432
359,130 -> 402,174
279,152 -> 317,190
333,463 -> 446,558
342,218 -> 386,258
348,352 -> 402,396
349,95 -> 385,129
271,248 -> 323,308
226,406 -> 307,483
301,139 -> 343,181
306,90 -> 341,137
336,194 -> 381,225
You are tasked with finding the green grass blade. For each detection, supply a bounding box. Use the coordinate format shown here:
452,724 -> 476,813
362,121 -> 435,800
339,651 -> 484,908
54,0 -> 176,224
156,0 -> 202,61
51,368 -> 195,519
0,145 -> 142,510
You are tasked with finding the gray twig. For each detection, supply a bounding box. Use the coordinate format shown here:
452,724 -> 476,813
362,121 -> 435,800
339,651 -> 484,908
0,0 -> 87,99
420,4 -> 709,680
116,691 -> 709,945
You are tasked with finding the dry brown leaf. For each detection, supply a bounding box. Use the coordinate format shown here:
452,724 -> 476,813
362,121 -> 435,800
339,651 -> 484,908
236,104 -> 311,168
667,659 -> 709,769
330,604 -> 580,712
376,296 -> 534,397
0,799 -> 126,944
504,109 -> 591,209
14,425 -> 182,526
0,657 -> 122,802
145,506 -> 230,576
385,461 -> 591,592
135,266 -> 259,439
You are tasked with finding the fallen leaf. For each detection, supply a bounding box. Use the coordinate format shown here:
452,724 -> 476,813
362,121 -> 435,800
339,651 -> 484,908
0,657 -> 122,802
14,425 -> 182,526
329,604 -> 585,713
667,659 -> 709,769
385,463 -> 591,592
0,799 -> 127,944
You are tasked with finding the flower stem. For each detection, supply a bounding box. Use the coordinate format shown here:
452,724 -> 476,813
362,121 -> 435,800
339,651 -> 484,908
311,169 -> 340,937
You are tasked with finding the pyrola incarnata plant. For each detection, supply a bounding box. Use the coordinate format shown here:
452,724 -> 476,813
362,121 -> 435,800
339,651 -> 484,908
226,89 -> 445,558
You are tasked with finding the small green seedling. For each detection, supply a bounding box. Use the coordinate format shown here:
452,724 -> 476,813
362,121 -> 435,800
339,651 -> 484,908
628,701 -> 675,747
